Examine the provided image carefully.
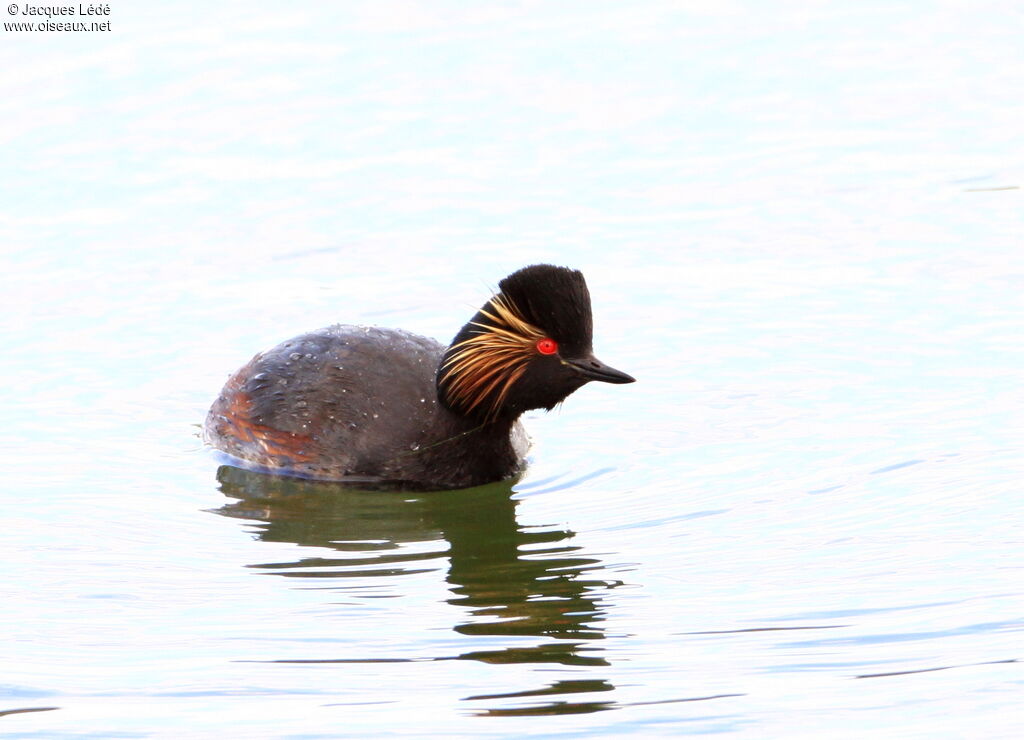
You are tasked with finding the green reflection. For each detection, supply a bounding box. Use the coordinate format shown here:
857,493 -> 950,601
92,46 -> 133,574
213,466 -> 618,688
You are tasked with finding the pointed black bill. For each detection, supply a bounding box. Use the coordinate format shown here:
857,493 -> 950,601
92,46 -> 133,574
567,355 -> 636,384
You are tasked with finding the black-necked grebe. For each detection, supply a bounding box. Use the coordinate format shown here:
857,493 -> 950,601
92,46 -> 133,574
204,264 -> 634,488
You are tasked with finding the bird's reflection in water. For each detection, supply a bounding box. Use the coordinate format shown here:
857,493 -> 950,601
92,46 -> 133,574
213,465 -> 623,715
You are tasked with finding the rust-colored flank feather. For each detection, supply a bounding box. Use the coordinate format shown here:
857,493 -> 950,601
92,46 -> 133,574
208,372 -> 315,464
440,293 -> 545,420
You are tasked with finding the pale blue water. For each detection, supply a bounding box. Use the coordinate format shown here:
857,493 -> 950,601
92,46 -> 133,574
2,1 -> 1022,737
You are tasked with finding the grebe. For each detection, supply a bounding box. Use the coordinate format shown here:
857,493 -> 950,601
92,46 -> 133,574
204,264 -> 634,488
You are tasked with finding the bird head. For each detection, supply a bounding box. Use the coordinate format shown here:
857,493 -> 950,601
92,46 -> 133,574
437,264 -> 634,422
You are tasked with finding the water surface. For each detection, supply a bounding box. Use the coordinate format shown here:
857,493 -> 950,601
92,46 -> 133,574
2,1 -> 1022,737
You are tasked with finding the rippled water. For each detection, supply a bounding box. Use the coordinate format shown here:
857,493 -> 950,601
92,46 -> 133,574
3,1 -> 1023,737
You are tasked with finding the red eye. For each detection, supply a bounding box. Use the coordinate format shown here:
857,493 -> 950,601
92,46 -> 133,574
536,338 -> 558,355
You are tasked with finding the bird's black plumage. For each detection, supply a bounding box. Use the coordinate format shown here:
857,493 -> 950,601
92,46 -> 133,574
205,264 -> 633,489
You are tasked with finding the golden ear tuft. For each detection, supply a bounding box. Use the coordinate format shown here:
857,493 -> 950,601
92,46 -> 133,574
441,294 -> 546,419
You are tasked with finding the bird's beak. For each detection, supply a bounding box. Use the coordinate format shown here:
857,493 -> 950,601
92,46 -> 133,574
567,355 -> 636,384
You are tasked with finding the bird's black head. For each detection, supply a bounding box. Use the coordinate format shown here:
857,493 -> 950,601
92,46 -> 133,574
437,264 -> 635,421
